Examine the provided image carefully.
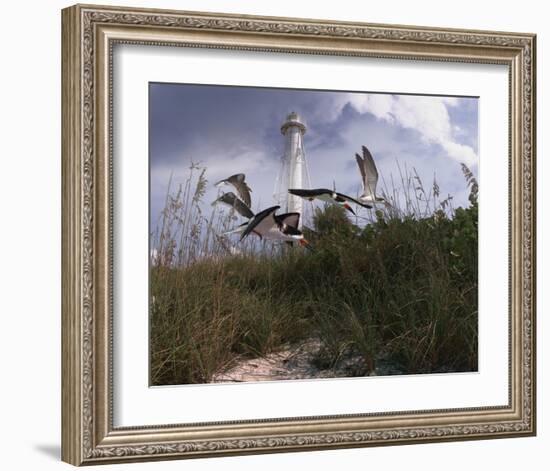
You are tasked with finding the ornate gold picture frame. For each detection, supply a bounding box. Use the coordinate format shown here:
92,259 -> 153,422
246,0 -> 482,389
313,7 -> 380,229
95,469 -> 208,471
61,4 -> 536,465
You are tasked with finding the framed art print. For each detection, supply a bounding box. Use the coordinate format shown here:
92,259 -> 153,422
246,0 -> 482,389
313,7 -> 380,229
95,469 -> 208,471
62,4 -> 536,465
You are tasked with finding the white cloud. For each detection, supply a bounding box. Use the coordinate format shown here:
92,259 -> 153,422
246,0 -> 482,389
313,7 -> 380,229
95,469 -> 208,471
346,94 -> 395,122
328,93 -> 477,167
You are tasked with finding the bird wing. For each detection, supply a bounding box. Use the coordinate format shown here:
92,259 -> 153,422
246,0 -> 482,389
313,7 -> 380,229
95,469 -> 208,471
241,205 -> 280,241
276,212 -> 300,229
335,191 -> 373,209
355,153 -> 372,198
358,145 -> 379,198
288,188 -> 332,199
355,153 -> 366,182
226,174 -> 252,208
214,192 -> 254,219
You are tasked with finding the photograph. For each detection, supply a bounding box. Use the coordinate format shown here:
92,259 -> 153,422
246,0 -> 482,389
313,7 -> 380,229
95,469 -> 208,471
149,83 -> 480,386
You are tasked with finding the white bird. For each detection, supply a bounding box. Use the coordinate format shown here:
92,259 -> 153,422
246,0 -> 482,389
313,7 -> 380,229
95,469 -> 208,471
215,173 -> 252,208
212,191 -> 254,219
223,212 -> 300,237
240,206 -> 312,250
355,145 -> 391,207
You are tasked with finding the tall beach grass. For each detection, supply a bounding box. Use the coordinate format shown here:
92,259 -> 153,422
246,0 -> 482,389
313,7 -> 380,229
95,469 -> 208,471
150,162 -> 478,385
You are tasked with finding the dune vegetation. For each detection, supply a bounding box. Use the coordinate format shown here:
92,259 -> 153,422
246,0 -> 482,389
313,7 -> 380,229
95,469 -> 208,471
150,163 -> 478,385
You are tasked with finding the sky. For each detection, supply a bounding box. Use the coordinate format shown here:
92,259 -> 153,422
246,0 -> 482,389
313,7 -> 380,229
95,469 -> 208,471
149,82 -> 478,230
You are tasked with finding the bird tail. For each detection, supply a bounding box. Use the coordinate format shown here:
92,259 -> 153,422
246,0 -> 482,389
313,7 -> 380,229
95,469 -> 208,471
223,223 -> 247,236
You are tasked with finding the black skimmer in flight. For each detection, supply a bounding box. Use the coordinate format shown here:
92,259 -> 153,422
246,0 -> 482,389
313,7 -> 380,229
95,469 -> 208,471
215,173 -> 252,208
355,145 -> 391,207
240,206 -> 312,250
224,212 -> 300,237
212,191 -> 254,219
288,188 -> 371,215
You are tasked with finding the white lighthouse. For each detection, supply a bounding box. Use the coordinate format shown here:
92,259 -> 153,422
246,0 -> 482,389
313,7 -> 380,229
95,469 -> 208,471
274,112 -> 309,228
